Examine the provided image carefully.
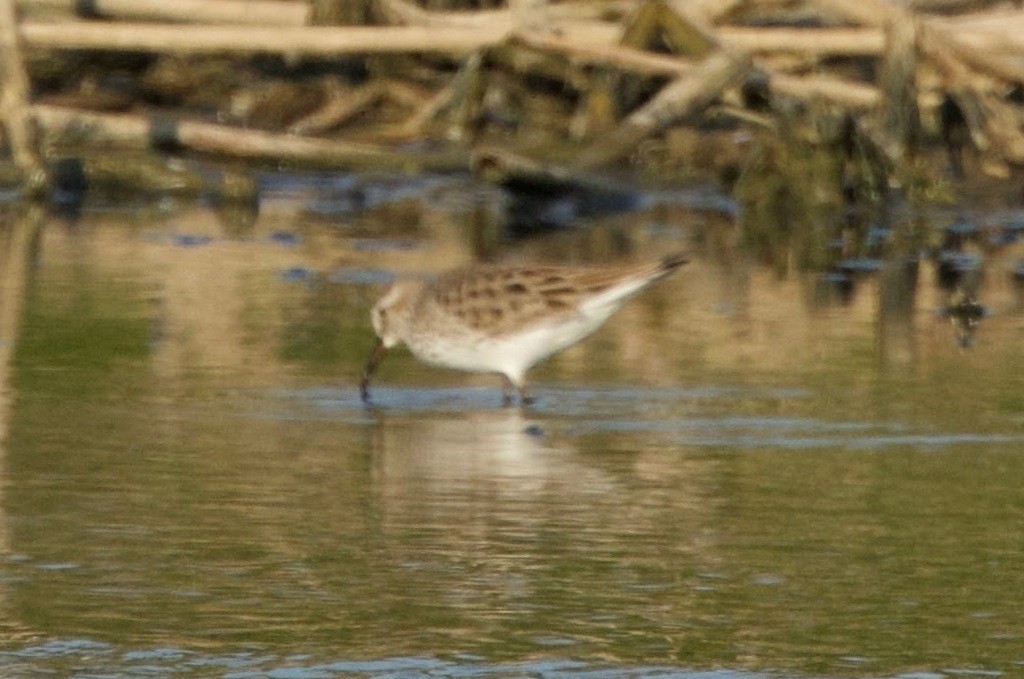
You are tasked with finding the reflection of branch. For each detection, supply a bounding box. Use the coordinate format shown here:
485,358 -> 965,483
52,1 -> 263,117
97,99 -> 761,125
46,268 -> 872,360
0,207 -> 43,556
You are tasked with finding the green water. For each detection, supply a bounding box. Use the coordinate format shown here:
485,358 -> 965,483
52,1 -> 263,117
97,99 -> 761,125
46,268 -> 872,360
0,177 -> 1023,678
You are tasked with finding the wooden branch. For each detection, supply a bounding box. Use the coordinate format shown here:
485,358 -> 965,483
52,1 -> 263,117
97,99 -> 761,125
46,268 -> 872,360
289,82 -> 384,136
515,33 -> 694,75
395,51 -> 483,138
928,14 -> 1024,54
0,0 -> 954,81
621,0 -> 718,58
516,34 -> 880,108
816,0 -> 1024,80
0,0 -> 45,191
17,19 -> 901,62
471,145 -> 572,185
19,20 -> 511,55
381,0 -> 889,58
718,26 -> 886,56
812,0 -> 893,28
667,0 -> 744,24
376,0 -> 512,29
0,0 -> 942,67
934,21 -> 1024,82
976,94 -> 1024,164
771,72 -> 880,108
573,49 -> 751,169
376,0 -> 629,29
908,0 -> 1020,13
878,11 -> 922,156
31,104 -> 467,169
930,8 -> 1024,33
18,0 -> 309,25
922,26 -> 994,145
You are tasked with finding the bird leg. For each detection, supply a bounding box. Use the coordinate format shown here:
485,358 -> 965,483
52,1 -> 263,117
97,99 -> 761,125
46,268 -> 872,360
500,375 -> 534,406
501,374 -> 516,407
360,339 -> 387,402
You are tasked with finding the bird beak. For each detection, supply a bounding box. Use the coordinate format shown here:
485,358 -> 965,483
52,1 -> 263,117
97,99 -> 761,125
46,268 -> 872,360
360,338 -> 387,402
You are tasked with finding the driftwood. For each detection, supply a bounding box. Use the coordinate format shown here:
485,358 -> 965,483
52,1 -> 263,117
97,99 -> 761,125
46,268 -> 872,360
878,11 -> 921,158
621,0 -> 717,59
394,51 -> 484,140
32,104 -> 467,170
770,73 -> 880,109
289,80 -> 426,136
376,0 -> 628,29
0,0 -> 44,191
19,0 -> 309,25
376,0 -> 630,31
574,49 -> 752,169
818,0 -> 1024,173
0,0 -> 1018,195
19,21 -> 510,55
720,27 -> 886,56
472,145 -> 576,186
516,33 -> 881,108
368,0 -> 1024,175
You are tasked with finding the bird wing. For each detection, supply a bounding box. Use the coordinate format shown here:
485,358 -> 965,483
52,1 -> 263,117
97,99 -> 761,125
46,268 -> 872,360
427,255 -> 685,336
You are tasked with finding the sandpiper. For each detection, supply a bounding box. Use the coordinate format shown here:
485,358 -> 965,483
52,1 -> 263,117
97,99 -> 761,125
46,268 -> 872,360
360,253 -> 688,405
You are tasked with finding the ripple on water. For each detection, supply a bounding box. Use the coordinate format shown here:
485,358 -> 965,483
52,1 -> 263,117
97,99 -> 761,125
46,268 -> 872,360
0,643 -> 782,679
269,383 -> 811,416
273,383 -> 1018,453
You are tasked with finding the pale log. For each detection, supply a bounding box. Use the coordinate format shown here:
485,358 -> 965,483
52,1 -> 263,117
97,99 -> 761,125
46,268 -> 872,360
31,104 -> 467,169
813,0 -> 893,27
0,0 -> 44,190
771,73 -> 880,108
517,34 -> 880,108
573,49 -> 751,169
19,0 -> 309,25
19,21 -> 510,55
718,26 -> 885,56
376,0 -> 629,29
878,11 -> 921,156
515,33 -> 694,75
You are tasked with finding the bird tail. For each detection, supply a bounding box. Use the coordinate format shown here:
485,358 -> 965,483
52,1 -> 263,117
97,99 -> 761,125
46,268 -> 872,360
660,252 -> 689,274
619,251 -> 689,286
577,251 -> 688,318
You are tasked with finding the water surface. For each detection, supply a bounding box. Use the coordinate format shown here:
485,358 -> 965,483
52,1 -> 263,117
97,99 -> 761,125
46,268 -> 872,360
1,175 -> 1023,677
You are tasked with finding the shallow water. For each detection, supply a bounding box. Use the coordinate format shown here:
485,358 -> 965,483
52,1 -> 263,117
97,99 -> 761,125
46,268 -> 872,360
1,174 -> 1024,678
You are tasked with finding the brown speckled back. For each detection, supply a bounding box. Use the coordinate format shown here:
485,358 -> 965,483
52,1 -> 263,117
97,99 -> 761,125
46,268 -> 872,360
418,256 -> 684,337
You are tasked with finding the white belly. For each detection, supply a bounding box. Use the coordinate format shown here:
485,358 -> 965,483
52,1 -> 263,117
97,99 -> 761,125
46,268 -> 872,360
405,312 -> 607,382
